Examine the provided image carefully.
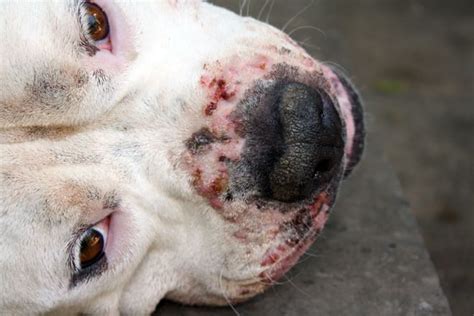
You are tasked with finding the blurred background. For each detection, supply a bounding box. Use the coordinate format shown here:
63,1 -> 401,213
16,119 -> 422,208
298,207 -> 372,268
211,1 -> 473,315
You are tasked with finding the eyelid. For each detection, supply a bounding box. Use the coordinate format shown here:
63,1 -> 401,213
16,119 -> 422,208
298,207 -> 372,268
67,214 -> 111,281
92,216 -> 110,241
78,0 -> 112,51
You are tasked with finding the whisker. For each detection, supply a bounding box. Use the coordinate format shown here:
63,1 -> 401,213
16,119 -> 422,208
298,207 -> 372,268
219,268 -> 241,316
283,275 -> 312,299
262,272 -> 291,286
282,0 -> 316,32
239,0 -> 247,16
302,251 -> 322,258
265,0 -> 276,23
257,0 -> 271,21
298,39 -> 321,51
293,256 -> 314,267
288,25 -> 326,37
322,61 -> 351,76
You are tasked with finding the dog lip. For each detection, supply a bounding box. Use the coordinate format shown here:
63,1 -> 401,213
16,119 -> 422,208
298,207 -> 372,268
258,193 -> 330,282
323,65 -> 365,176
260,234 -> 317,283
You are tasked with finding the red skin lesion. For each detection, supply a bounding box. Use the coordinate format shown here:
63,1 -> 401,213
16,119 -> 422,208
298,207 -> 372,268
205,102 -> 218,116
260,192 -> 330,268
201,77 -> 237,116
309,192 -> 329,216
192,168 -> 229,209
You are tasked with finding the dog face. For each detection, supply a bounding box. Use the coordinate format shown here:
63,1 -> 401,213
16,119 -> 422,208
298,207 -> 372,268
0,1 -> 364,314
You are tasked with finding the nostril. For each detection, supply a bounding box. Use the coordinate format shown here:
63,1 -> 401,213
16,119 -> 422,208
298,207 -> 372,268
239,80 -> 345,204
314,159 -> 334,174
263,82 -> 344,203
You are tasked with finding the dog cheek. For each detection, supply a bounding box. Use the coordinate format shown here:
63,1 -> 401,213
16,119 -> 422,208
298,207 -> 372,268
1,64 -> 123,128
83,50 -> 129,75
118,254 -> 176,314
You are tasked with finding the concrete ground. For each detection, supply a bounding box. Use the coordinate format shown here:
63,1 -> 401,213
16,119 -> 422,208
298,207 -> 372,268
211,1 -> 473,315
157,135 -> 451,315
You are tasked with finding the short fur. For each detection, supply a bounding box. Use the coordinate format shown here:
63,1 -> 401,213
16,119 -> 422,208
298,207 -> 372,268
0,1 -> 364,314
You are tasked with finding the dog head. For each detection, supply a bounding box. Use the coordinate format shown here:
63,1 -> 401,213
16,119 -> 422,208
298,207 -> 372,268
0,1 -> 364,314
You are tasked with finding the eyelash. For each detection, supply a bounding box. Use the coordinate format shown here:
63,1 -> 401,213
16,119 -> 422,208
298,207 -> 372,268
70,253 -> 108,287
78,1 -> 112,51
67,217 -> 110,287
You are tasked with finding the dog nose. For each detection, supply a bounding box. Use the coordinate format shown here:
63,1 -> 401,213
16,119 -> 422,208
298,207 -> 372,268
265,82 -> 344,202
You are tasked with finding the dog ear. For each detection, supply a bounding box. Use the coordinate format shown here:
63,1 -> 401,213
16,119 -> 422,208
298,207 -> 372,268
329,66 -> 366,178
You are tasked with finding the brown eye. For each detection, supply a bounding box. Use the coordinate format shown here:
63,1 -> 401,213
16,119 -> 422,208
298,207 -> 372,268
79,228 -> 105,269
83,2 -> 109,42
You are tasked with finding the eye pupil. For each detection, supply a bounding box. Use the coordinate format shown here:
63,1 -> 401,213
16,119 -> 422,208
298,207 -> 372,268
87,15 -> 100,34
79,229 -> 105,269
83,2 -> 109,41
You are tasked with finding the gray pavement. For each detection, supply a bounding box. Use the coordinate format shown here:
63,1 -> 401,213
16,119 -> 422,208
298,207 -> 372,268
156,132 -> 451,316
157,1 -> 473,315
211,1 -> 474,315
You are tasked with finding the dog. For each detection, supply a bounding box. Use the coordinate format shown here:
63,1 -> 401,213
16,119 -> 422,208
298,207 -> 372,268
0,1 -> 364,314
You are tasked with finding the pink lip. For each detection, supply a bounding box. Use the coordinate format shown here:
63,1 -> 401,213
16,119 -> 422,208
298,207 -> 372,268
322,65 -> 356,163
260,194 -> 330,283
260,234 -> 318,283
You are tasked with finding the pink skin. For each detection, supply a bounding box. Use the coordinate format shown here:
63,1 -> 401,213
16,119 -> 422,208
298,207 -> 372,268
186,58 -> 271,209
184,50 -> 356,285
262,206 -> 330,282
185,54 -> 355,205
260,196 -> 330,282
322,66 -> 356,157
70,0 -> 136,265
84,205 -> 137,273
105,209 -> 127,264
83,0 -> 135,73
81,0 -> 357,288
84,208 -> 122,266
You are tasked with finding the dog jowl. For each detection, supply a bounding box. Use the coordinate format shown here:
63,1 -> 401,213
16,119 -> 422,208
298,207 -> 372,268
0,1 -> 364,314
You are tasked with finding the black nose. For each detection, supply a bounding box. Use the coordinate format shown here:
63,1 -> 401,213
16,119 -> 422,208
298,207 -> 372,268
262,82 -> 344,202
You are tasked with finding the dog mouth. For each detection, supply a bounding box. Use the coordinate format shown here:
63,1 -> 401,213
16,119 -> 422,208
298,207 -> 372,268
211,193 -> 332,304
258,192 -> 330,283
182,59 -> 364,300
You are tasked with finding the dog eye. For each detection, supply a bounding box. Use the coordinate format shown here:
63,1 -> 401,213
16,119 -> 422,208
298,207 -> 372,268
77,217 -> 109,269
82,2 -> 109,42
79,228 -> 105,268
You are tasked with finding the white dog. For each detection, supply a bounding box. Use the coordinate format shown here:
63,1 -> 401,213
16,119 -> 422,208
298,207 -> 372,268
0,1 -> 364,314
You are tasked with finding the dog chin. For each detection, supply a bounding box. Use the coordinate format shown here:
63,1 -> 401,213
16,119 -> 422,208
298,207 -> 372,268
0,1 -> 366,314
171,191 -> 334,307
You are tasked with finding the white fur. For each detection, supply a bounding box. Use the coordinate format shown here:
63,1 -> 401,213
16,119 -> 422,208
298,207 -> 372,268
0,1 -> 362,314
